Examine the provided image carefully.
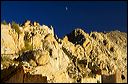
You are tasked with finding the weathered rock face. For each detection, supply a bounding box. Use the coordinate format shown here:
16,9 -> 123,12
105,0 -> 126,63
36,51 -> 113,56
1,21 -> 127,83
1,25 -> 18,54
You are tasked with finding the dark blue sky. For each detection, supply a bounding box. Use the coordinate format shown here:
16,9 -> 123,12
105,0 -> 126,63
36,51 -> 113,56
1,1 -> 127,38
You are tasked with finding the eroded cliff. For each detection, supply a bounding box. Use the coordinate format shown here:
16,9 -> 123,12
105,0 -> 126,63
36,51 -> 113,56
1,21 -> 127,83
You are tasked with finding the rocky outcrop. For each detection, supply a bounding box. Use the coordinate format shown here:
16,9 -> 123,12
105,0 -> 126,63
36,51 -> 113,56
1,21 -> 127,83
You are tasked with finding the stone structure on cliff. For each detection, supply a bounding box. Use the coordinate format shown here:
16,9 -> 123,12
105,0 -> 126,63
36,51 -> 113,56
1,21 -> 127,83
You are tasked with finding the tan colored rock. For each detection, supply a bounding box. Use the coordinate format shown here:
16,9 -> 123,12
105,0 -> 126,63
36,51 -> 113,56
1,24 -> 18,54
1,22 -> 127,83
18,32 -> 25,51
36,51 -> 50,66
82,75 -> 101,83
24,20 -> 31,27
54,71 -> 71,83
33,21 -> 37,26
33,33 -> 42,49
29,59 -> 37,67
75,45 -> 84,59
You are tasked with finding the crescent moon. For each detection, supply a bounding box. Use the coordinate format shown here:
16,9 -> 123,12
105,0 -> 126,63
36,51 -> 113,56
66,6 -> 68,11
